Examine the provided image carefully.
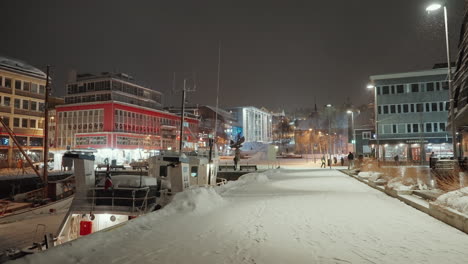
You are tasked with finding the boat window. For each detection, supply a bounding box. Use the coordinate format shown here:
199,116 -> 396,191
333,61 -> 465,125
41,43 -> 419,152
159,165 -> 167,177
191,166 -> 198,177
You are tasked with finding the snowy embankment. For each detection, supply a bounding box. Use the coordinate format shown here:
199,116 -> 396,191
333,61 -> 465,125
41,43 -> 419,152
357,171 -> 382,181
12,169 -> 468,264
436,187 -> 468,215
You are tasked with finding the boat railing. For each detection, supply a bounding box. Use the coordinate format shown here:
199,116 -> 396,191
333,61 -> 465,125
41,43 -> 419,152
85,186 -> 156,214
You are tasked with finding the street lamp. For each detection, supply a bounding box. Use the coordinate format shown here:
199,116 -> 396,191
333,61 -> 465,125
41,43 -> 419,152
347,110 -> 356,154
426,2 -> 457,159
308,128 -> 313,162
326,104 -> 332,169
367,83 -> 379,164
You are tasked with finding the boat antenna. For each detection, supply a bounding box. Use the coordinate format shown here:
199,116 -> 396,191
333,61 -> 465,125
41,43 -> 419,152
213,40 -> 221,142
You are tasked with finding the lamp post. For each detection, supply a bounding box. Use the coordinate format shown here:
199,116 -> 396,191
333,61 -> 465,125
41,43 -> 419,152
426,2 -> 456,159
347,110 -> 356,154
367,84 -> 379,165
308,128 -> 312,163
326,104 -> 332,169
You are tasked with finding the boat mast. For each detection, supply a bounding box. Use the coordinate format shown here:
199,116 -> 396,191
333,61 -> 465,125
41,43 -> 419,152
179,78 -> 186,154
213,41 -> 221,142
43,65 -> 51,198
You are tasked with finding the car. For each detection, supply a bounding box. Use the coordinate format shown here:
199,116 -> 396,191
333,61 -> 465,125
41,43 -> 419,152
129,159 -> 149,170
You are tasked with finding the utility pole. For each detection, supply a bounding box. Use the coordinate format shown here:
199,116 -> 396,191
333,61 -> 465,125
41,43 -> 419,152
43,65 -> 50,198
326,104 -> 332,169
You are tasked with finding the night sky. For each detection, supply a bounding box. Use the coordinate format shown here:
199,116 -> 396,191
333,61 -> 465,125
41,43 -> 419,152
0,0 -> 465,111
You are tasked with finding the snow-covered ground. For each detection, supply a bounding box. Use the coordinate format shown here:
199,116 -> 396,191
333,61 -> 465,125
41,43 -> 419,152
12,168 -> 468,264
436,187 -> 468,215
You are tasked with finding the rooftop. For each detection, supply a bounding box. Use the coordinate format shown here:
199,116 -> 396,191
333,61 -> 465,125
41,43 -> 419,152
370,67 -> 455,81
0,55 -> 47,79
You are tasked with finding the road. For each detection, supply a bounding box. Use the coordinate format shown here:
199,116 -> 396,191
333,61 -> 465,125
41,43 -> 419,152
14,168 -> 468,264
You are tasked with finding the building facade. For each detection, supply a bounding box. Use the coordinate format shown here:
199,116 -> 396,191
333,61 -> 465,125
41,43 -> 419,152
166,105 -> 235,154
65,72 -> 162,109
0,56 -> 48,167
227,106 -> 272,143
451,3 -> 468,157
51,73 -> 198,166
349,105 -> 375,156
370,67 -> 453,162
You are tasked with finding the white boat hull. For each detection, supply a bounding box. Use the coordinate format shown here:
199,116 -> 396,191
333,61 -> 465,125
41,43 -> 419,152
0,196 -> 73,224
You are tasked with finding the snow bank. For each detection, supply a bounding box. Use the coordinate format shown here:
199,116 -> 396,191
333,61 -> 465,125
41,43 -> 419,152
436,187 -> 468,215
162,187 -> 226,215
241,141 -> 268,152
246,151 -> 267,162
237,172 -> 269,184
217,172 -> 270,194
387,178 -> 414,191
358,171 -> 382,181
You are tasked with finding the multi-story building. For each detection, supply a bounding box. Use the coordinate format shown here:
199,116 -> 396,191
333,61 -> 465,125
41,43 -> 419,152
227,106 -> 272,143
349,105 -> 374,157
451,3 -> 468,157
166,105 -> 235,152
0,56 -> 48,167
65,72 -> 162,109
51,72 -> 199,165
370,66 -> 454,162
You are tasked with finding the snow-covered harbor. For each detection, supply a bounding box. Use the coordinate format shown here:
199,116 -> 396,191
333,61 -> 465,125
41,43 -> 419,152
11,168 -> 468,264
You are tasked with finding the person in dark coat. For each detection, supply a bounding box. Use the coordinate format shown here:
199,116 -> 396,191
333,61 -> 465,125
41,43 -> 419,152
347,152 -> 354,170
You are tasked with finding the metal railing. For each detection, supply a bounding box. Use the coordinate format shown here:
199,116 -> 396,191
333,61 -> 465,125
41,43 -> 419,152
86,187 -> 156,214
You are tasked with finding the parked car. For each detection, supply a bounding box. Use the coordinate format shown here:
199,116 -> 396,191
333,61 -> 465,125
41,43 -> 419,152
130,159 -> 149,170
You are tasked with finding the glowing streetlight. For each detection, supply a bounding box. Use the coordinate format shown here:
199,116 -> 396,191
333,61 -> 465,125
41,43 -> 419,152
325,104 -> 332,169
425,2 -> 457,159
426,3 -> 442,12
367,83 -> 378,163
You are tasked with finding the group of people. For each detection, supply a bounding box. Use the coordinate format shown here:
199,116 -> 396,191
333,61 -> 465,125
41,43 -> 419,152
320,152 -> 355,169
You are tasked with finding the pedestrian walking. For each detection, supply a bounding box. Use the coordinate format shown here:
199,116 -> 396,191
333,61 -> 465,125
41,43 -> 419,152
429,152 -> 436,169
347,152 -> 354,170
333,156 -> 337,165
340,156 -> 344,166
394,155 -> 399,166
233,148 -> 241,170
320,155 -> 326,168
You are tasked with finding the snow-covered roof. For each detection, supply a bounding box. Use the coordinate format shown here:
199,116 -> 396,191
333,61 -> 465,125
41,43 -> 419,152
0,55 -> 47,79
